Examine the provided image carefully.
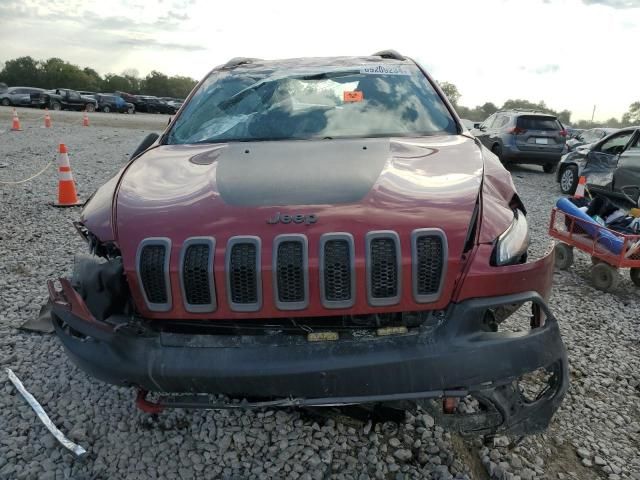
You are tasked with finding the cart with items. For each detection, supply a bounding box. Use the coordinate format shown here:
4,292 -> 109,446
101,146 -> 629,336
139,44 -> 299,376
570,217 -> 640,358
549,199 -> 640,292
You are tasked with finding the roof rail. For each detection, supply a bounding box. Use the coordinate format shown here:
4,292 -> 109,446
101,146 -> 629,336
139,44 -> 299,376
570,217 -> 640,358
499,108 -> 551,114
371,49 -> 405,61
222,57 -> 261,69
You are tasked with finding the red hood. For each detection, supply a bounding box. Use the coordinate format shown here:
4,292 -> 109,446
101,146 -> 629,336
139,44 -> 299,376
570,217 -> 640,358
115,135 -> 486,318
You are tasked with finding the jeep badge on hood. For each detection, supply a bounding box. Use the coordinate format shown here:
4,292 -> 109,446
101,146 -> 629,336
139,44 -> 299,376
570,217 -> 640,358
267,213 -> 318,225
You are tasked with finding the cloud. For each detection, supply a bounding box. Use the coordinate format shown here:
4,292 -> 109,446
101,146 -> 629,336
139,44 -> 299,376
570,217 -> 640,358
117,38 -> 205,51
582,0 -> 640,8
519,64 -> 560,74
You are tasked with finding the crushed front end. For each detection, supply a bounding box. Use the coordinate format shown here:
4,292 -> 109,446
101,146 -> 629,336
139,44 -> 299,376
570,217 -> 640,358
50,235 -> 567,436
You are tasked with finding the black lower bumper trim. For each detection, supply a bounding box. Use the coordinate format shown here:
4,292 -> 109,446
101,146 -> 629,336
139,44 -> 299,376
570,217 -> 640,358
52,291 -> 568,435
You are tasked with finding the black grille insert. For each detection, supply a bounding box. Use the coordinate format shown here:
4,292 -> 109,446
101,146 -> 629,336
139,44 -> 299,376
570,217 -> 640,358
229,243 -> 258,304
276,241 -> 305,303
416,235 -> 444,296
139,245 -> 168,304
370,237 -> 398,299
183,244 -> 211,305
323,240 -> 352,302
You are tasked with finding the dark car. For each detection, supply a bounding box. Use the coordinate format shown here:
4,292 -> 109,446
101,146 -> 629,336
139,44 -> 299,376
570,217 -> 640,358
566,127 -> 618,152
48,51 -> 567,436
557,127 -> 640,198
0,86 -> 47,107
31,88 -> 97,111
114,91 -> 138,104
94,94 -> 134,113
472,110 -> 567,173
135,95 -> 176,114
161,97 -> 184,110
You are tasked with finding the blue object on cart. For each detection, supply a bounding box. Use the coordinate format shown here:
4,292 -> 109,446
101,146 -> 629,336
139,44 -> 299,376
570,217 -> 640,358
556,197 -> 623,254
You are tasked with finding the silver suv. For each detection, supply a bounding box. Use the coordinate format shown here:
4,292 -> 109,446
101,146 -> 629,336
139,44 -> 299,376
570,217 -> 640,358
472,110 -> 567,173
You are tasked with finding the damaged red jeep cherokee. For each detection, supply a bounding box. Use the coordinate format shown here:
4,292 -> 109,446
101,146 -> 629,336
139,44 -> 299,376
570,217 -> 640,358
49,51 -> 568,436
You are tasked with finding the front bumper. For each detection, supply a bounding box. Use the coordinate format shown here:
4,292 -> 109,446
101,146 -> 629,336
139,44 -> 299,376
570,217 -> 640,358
50,278 -> 568,435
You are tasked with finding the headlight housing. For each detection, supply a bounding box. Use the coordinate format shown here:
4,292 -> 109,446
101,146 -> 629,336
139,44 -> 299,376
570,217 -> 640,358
493,209 -> 529,266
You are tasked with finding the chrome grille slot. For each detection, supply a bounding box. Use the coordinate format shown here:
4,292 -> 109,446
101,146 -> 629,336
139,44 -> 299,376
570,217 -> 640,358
412,229 -> 447,303
180,237 -> 216,313
226,236 -> 261,312
366,231 -> 401,306
273,235 -> 308,310
136,238 -> 171,312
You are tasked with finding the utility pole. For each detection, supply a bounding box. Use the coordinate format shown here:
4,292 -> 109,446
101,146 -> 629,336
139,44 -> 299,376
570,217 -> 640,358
591,105 -> 596,123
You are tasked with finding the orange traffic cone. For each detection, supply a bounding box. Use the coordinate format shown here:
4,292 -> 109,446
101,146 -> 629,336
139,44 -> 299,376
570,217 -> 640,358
82,110 -> 90,127
44,109 -> 52,128
11,108 -> 22,131
53,144 -> 82,207
574,176 -> 587,199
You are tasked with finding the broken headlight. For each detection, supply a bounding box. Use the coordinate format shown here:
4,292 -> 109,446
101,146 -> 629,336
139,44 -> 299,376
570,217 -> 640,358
494,209 -> 529,266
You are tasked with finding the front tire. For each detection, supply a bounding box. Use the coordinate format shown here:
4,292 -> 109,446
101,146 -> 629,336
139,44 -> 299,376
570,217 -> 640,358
85,103 -> 96,112
591,263 -> 621,292
51,101 -> 62,111
0,98 -> 10,107
103,105 -> 111,113
560,165 -> 579,195
554,243 -> 574,270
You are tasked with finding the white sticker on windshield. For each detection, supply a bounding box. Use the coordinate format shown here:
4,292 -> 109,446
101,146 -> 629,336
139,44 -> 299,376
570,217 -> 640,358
360,64 -> 411,76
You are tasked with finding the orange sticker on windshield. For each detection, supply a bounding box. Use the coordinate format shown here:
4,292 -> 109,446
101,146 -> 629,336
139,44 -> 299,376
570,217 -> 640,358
343,91 -> 363,102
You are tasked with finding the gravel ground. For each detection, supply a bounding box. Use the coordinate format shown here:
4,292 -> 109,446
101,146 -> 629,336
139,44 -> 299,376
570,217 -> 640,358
0,107 -> 638,480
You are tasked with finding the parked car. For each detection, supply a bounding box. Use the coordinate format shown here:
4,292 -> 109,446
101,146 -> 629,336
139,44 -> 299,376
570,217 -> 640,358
94,93 -> 134,113
566,127 -> 618,151
565,127 -> 583,139
49,51 -> 568,435
161,97 -> 184,110
0,86 -> 47,107
32,88 -> 97,111
557,126 -> 640,198
135,95 -> 176,114
472,110 -> 567,173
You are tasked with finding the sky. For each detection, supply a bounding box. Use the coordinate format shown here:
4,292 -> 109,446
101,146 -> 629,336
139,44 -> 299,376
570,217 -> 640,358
1,0 -> 639,122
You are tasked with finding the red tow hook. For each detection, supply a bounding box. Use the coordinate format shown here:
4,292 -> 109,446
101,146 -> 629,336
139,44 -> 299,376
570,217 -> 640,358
135,389 -> 165,414
443,397 -> 459,414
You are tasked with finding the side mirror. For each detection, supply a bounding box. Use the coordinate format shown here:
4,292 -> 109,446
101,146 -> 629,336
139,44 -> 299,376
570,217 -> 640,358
473,123 -> 481,129
130,132 -> 160,160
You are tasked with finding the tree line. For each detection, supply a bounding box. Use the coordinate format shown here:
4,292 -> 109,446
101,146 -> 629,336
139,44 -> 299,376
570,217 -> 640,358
439,81 -> 640,129
0,56 -> 198,99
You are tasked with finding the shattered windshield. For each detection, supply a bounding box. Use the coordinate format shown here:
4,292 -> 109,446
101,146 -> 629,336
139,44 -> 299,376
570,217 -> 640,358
166,64 -> 456,144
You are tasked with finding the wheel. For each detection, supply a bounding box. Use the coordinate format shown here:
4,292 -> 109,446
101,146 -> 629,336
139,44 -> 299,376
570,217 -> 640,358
103,105 -> 111,113
85,103 -> 95,112
0,98 -> 10,107
630,268 -> 640,287
51,101 -> 62,111
127,106 -> 135,114
491,144 -> 504,164
560,165 -> 578,195
554,243 -> 574,270
591,263 -> 621,292
543,163 -> 555,174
